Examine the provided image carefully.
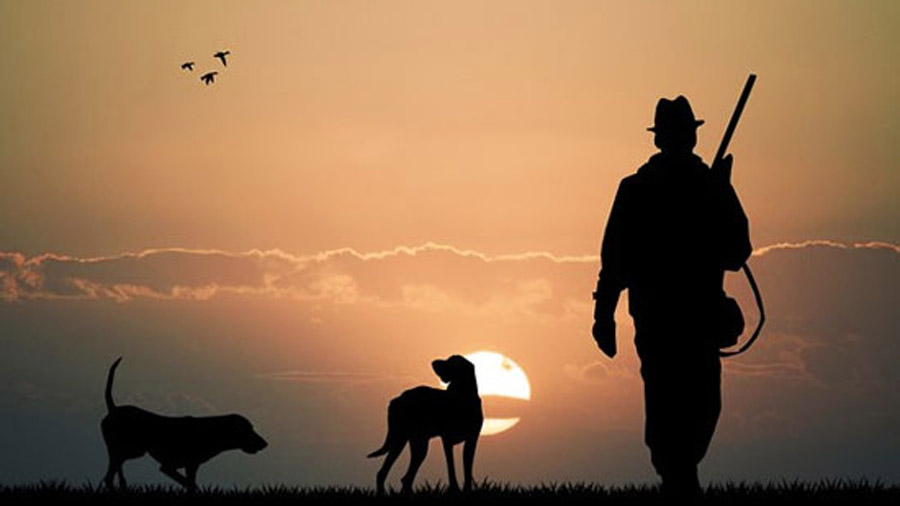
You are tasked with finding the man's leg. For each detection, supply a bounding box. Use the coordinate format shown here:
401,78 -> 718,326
692,355 -> 722,466
641,351 -> 719,499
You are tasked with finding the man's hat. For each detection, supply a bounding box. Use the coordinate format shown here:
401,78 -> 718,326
647,95 -> 704,132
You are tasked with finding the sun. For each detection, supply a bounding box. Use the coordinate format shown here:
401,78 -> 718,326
463,351 -> 531,436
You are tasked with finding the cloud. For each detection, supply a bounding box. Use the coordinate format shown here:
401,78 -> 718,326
257,370 -> 416,385
727,240 -> 899,391
0,243 -> 597,320
752,239 -> 900,257
2,239 -> 898,393
1,239 -> 898,482
563,360 -> 635,384
711,240 -> 900,452
120,390 -> 219,416
5,239 -> 892,306
724,356 -> 812,383
0,248 -> 287,301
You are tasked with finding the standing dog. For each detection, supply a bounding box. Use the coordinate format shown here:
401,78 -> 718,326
100,357 -> 268,489
367,355 -> 483,495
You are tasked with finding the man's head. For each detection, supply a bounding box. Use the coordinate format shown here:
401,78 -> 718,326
648,96 -> 703,154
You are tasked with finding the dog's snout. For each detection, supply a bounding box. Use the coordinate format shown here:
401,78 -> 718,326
432,359 -> 451,383
246,432 -> 268,453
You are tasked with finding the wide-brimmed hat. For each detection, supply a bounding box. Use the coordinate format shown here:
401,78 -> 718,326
647,95 -> 704,132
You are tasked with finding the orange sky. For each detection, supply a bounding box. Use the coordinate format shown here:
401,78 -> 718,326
0,0 -> 898,488
1,1 -> 897,256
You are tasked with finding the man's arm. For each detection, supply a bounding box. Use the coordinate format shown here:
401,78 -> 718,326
712,155 -> 752,271
592,179 -> 632,358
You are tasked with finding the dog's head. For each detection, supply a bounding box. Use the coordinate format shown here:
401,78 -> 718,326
225,415 -> 269,454
432,355 -> 478,393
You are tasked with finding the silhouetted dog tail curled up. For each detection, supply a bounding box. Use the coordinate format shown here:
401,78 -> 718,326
105,357 -> 123,413
100,356 -> 267,489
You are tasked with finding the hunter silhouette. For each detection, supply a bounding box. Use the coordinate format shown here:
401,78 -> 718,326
591,95 -> 752,498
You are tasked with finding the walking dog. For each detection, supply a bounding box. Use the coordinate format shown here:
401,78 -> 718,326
100,357 -> 267,489
367,355 -> 483,494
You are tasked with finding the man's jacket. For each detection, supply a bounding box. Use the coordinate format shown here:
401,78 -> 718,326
595,151 -> 752,326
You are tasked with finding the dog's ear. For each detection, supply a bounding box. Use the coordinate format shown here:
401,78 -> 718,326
432,359 -> 453,383
448,355 -> 474,374
447,354 -> 469,365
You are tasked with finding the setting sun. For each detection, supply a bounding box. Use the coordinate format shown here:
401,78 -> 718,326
463,351 -> 531,436
0,0 -> 896,493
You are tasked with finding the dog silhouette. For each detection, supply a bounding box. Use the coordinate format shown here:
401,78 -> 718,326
100,357 -> 267,489
367,355 -> 483,495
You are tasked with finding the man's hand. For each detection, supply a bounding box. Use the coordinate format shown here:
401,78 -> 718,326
712,153 -> 734,182
592,317 -> 617,358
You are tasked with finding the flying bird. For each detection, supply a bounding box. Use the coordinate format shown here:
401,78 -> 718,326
180,61 -> 195,71
200,71 -> 218,85
213,50 -> 231,67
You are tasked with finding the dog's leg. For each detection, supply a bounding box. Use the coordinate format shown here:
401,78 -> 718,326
462,436 -> 478,493
375,442 -> 404,496
400,438 -> 428,495
185,464 -> 199,492
441,437 -> 460,493
159,465 -> 191,489
104,457 -> 123,489
116,465 -> 127,489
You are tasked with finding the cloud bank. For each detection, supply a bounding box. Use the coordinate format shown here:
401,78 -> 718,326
0,243 -> 597,303
0,239 -> 898,484
2,240 -> 895,307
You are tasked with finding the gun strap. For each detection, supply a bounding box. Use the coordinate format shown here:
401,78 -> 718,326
719,262 -> 765,357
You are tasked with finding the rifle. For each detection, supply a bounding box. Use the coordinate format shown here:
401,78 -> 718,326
713,74 -> 756,172
715,74 -> 765,357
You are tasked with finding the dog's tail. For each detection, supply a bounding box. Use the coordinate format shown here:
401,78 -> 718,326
367,443 -> 390,459
367,401 -> 402,458
367,415 -> 395,457
105,357 -> 122,413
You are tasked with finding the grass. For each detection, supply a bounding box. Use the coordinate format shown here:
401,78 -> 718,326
1,479 -> 897,504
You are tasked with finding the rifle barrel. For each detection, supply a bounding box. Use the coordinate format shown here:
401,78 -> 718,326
714,74 -> 756,165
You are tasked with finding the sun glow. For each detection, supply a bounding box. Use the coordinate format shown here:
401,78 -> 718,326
480,418 -> 521,436
465,351 -> 531,400
463,351 -> 531,436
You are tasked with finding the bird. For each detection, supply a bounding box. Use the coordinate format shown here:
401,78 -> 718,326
213,50 -> 231,67
200,71 -> 218,85
180,61 -> 195,71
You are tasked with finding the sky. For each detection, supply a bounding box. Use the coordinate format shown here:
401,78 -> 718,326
1,0 -> 898,487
